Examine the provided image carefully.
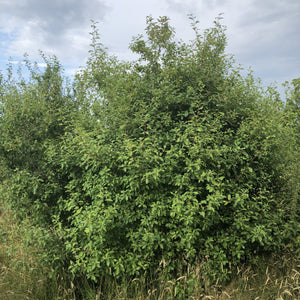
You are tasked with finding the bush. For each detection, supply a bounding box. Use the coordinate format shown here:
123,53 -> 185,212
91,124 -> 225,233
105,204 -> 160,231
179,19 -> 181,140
0,16 -> 299,290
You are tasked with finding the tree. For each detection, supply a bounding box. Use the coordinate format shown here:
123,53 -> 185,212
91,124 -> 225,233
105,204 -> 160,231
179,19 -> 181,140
0,56 -> 76,222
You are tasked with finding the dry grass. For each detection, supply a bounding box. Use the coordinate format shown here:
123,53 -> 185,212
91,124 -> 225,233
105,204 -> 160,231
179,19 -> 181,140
89,255 -> 299,300
0,205 -> 57,300
218,257 -> 300,300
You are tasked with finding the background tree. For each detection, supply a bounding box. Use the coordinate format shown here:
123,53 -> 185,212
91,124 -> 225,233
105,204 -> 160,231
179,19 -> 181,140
0,56 -> 76,222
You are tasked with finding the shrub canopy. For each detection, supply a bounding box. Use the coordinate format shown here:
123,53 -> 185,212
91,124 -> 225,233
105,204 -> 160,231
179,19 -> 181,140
0,16 -> 299,283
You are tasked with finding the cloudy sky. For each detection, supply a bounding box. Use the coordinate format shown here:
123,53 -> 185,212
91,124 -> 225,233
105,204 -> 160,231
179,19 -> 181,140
0,0 -> 299,92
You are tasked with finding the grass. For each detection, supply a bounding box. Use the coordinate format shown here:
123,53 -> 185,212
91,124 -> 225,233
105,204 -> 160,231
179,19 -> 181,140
95,256 -> 299,299
0,204 -> 76,300
220,256 -> 300,299
1,203 -> 299,299
1,206 -> 43,299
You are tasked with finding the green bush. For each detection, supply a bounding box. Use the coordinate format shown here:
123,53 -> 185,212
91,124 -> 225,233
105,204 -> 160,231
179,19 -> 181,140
0,16 -> 299,290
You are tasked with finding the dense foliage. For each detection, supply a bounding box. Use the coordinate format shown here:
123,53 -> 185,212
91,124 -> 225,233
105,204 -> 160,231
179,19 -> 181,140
0,16 -> 299,290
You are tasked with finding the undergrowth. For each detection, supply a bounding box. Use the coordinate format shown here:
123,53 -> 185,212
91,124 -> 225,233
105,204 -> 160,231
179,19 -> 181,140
1,203 -> 299,299
0,204 -> 76,300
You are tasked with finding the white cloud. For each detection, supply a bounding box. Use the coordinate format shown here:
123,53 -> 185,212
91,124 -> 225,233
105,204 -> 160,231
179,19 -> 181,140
0,0 -> 110,64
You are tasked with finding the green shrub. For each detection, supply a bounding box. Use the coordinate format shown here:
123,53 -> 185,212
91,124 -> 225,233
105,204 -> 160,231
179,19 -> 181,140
0,16 -> 298,291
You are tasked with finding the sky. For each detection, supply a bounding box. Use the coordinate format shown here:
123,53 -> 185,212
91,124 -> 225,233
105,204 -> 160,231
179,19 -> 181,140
0,0 -> 299,94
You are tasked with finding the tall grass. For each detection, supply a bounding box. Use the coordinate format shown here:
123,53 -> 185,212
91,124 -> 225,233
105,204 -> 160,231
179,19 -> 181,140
0,204 -> 75,300
1,203 -> 299,299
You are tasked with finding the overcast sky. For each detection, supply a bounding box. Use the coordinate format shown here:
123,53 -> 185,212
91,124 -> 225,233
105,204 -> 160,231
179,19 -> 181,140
0,0 -> 299,92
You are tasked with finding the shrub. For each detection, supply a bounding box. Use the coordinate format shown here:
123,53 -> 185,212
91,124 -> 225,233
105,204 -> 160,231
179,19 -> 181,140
0,16 -> 298,289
